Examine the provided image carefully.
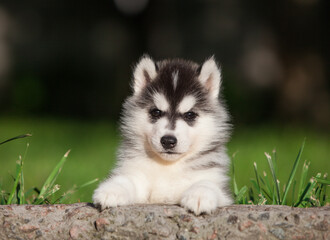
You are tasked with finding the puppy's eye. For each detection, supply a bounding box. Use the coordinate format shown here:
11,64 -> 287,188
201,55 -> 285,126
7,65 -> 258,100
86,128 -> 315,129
149,108 -> 162,119
183,111 -> 198,121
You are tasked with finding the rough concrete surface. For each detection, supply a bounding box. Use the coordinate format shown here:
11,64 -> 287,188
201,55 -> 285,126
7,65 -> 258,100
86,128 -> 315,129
0,203 -> 329,239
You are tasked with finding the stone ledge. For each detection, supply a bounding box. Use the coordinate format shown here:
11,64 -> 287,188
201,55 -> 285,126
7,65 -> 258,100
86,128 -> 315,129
0,203 -> 329,239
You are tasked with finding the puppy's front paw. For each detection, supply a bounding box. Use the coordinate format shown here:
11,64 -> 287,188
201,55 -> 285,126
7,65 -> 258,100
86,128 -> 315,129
93,184 -> 131,210
180,186 -> 218,215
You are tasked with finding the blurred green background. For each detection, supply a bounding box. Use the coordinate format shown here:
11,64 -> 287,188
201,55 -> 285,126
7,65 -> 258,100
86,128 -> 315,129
0,0 -> 329,203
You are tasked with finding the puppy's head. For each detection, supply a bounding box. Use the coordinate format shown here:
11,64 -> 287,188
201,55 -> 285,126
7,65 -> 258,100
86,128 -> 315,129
122,55 -> 228,162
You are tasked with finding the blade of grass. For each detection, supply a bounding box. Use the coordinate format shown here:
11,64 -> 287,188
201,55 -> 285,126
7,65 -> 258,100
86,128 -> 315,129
314,177 -> 330,185
296,183 -> 312,207
294,174 -> 320,207
235,186 -> 248,203
231,154 -> 239,196
34,185 -> 61,205
251,179 -> 268,204
322,178 -> 328,206
307,173 -> 321,198
18,157 -> 25,204
282,140 -> 305,205
253,162 -> 262,194
233,173 -> 239,196
265,152 -> 281,204
56,178 -> 99,204
277,179 -> 281,202
7,158 -> 22,204
24,187 -> 39,200
291,180 -> 297,206
260,187 -> 272,200
0,134 -> 32,146
35,150 -> 70,203
315,183 -> 326,207
319,173 -> 328,206
316,185 -> 323,206
250,179 -> 259,194
272,149 -> 277,176
78,178 -> 99,189
260,171 -> 273,201
298,161 -> 310,196
248,187 -> 254,204
18,143 -> 29,204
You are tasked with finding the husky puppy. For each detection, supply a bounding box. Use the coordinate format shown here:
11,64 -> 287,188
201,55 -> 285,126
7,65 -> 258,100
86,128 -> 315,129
93,56 -> 232,215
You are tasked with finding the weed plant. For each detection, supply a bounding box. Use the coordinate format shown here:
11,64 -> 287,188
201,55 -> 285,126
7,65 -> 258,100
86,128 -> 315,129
233,141 -> 329,207
0,134 -> 98,205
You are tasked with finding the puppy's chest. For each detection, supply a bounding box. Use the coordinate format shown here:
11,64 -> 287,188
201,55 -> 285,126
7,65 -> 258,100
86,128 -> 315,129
145,165 -> 193,203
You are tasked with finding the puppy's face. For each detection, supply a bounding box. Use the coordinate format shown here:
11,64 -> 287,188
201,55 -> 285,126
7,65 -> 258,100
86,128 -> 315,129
146,92 -> 200,161
128,56 -> 224,162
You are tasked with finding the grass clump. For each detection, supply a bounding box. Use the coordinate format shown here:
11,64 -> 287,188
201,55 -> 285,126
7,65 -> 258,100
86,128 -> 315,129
0,134 -> 98,205
233,140 -> 329,207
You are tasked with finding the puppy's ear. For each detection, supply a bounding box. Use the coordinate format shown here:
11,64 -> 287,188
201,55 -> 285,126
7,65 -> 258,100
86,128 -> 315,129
198,56 -> 221,100
133,55 -> 157,95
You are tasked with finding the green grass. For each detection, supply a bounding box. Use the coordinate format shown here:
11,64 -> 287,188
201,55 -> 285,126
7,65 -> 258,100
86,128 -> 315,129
232,140 -> 329,206
0,116 -> 329,205
0,117 -> 118,203
0,133 -> 98,204
228,126 -> 329,202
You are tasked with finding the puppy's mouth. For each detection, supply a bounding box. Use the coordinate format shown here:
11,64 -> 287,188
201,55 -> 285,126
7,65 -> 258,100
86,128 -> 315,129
160,151 -> 181,155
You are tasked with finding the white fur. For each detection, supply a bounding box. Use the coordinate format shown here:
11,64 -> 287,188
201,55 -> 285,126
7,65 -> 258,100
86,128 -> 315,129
181,180 -> 231,215
153,93 -> 169,112
133,56 -> 157,95
178,95 -> 196,113
172,71 -> 179,90
198,57 -> 221,100
93,57 -> 232,215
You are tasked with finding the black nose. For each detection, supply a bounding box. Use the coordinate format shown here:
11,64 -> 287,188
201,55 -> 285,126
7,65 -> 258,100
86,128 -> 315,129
160,135 -> 177,149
